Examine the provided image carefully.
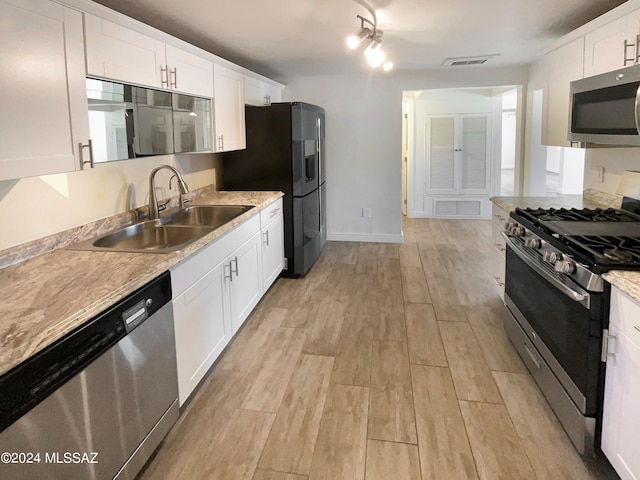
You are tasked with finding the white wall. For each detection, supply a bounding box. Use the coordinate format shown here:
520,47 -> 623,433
281,66 -> 528,241
0,154 -> 220,250
584,147 -> 640,195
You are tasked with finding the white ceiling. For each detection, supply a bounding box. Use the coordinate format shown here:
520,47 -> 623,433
93,0 -> 627,81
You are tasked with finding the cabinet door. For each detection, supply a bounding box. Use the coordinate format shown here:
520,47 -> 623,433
425,114 -> 491,195
264,83 -> 282,104
244,75 -> 283,106
172,259 -> 231,406
0,0 -> 88,180
262,214 -> 284,290
165,45 -> 213,98
601,324 -> 640,480
85,13 -> 165,88
244,75 -> 267,106
213,64 -> 246,152
228,232 -> 262,333
425,116 -> 456,194
584,11 -> 640,77
542,37 -> 584,147
460,115 -> 491,194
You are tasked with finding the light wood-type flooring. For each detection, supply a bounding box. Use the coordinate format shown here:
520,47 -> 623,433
139,217 -> 619,480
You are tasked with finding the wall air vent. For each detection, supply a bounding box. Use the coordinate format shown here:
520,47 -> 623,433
441,55 -> 499,67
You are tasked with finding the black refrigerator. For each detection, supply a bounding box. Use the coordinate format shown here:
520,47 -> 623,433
222,102 -> 326,277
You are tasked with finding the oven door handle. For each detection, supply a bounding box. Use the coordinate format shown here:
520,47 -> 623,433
503,233 -> 590,308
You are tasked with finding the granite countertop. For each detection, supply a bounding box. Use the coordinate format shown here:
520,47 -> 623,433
491,192 -> 640,304
490,195 -> 610,212
0,190 -> 283,377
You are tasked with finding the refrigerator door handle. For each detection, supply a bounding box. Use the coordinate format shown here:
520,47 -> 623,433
316,117 -> 322,183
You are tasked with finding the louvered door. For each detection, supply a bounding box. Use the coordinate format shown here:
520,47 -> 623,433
425,114 -> 491,195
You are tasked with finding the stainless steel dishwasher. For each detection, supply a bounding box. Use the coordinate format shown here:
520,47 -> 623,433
0,271 -> 179,480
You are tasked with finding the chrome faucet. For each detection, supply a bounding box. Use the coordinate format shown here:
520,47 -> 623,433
148,165 -> 189,220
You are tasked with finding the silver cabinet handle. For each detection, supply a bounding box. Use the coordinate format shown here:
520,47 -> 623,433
263,230 -> 269,246
218,135 -> 224,151
224,263 -> 233,281
634,325 -> 640,333
79,140 -> 94,170
601,329 -> 617,361
635,34 -> 640,64
624,38 -> 635,66
161,65 -> 169,88
231,256 -> 239,277
493,276 -> 504,287
170,67 -> 177,88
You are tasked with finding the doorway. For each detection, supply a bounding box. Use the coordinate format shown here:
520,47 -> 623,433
403,86 -> 523,219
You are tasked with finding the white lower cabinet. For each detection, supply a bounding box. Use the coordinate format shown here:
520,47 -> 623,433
170,211 -> 280,405
602,286 -> 640,480
260,198 -> 285,290
172,259 -> 230,406
490,202 -> 508,299
228,231 -> 262,334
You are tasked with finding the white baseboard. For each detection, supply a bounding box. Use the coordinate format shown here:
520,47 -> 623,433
326,232 -> 404,243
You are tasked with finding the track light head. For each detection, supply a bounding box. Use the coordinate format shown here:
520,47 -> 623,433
346,14 -> 392,71
346,27 -> 371,49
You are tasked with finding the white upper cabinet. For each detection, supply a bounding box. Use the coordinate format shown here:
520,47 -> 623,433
164,45 -> 214,98
244,75 -> 282,106
541,37 -> 584,147
214,64 -> 246,152
85,13 -> 213,98
584,9 -> 640,77
0,0 -> 90,180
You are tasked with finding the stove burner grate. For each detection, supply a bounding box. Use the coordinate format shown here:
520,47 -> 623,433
565,235 -> 640,265
524,207 -> 640,223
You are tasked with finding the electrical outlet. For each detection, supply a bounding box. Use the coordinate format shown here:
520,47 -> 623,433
362,208 -> 372,218
598,166 -> 605,183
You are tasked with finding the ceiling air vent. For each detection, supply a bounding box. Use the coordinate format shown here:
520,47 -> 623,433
441,55 -> 499,67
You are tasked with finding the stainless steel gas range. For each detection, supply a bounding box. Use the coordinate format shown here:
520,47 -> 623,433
503,206 -> 640,456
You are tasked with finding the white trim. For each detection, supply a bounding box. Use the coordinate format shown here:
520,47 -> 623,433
327,233 -> 405,243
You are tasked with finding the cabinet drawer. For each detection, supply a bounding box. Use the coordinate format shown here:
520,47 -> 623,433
171,213 -> 260,297
610,286 -> 640,345
260,197 -> 283,228
491,203 -> 509,229
492,227 -> 506,256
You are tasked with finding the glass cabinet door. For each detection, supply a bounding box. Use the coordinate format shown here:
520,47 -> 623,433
172,93 -> 212,153
87,78 -> 211,162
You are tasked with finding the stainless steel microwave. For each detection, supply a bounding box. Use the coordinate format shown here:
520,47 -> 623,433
569,64 -> 640,146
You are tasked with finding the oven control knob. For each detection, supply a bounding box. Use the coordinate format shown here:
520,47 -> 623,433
543,251 -> 560,263
512,226 -> 525,237
524,238 -> 542,249
504,222 -> 517,235
554,260 -> 575,274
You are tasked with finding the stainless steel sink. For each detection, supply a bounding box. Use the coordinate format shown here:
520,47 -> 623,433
162,205 -> 254,228
91,221 -> 213,253
67,204 -> 254,254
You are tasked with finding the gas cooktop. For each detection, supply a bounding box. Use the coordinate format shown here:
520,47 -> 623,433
511,207 -> 640,271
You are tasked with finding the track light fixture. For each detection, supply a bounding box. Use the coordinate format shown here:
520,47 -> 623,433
346,14 -> 393,71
